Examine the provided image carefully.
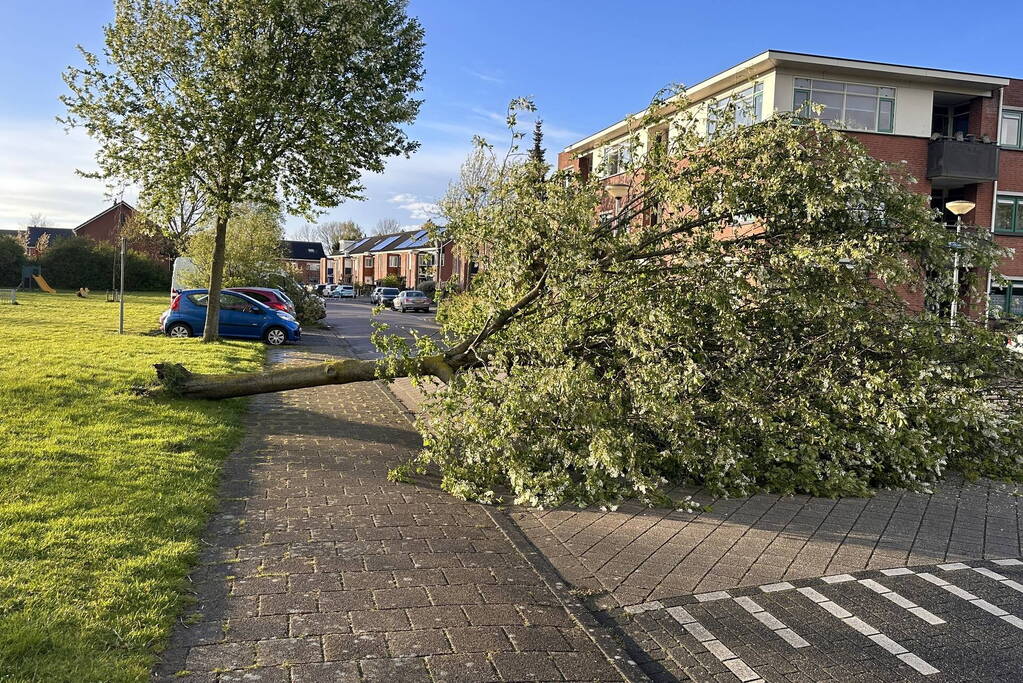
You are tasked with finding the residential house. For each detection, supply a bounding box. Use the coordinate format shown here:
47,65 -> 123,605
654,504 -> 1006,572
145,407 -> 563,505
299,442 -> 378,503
320,225 -> 468,289
0,226 -> 74,257
558,50 -> 1023,315
282,240 -> 327,284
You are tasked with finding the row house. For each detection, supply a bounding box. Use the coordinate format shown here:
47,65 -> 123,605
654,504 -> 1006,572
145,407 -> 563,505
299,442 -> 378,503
320,225 -> 472,289
558,50 -> 1023,316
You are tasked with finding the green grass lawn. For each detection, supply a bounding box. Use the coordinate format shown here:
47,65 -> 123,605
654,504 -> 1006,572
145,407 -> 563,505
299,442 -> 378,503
0,291 -> 264,681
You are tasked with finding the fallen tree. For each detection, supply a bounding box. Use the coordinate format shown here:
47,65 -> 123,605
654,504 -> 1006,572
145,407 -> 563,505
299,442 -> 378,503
154,97 -> 1023,508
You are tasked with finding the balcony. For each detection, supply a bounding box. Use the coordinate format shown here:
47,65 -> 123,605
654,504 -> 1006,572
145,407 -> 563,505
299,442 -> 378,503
927,135 -> 999,188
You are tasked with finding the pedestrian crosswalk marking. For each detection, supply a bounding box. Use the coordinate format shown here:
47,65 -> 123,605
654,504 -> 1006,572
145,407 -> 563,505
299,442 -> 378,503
797,586 -> 940,676
915,572 -> 1023,632
857,578 -> 946,625
667,605 -> 764,682
733,596 -> 810,648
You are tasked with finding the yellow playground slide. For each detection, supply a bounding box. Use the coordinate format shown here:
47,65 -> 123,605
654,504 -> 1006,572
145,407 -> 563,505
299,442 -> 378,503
32,274 -> 56,293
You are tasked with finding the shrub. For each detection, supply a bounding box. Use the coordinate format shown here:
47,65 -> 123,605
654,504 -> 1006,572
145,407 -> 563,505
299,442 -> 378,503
262,272 -> 326,325
377,274 -> 402,288
0,236 -> 25,287
418,280 -> 436,298
37,237 -> 170,291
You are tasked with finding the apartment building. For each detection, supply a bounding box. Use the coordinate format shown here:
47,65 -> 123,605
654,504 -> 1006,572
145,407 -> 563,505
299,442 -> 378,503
558,50 -> 1023,314
320,225 -> 471,289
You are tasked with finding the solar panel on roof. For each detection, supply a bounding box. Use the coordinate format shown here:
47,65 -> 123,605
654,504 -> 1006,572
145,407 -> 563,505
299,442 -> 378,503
347,237 -> 370,251
371,235 -> 402,251
406,233 -> 432,248
393,229 -> 428,249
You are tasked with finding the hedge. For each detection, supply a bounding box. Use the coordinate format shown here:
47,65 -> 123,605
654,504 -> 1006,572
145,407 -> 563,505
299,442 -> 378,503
37,237 -> 170,292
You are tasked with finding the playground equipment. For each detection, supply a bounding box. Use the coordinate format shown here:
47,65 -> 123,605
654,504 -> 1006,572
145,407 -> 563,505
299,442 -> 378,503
31,274 -> 56,293
0,284 -> 19,304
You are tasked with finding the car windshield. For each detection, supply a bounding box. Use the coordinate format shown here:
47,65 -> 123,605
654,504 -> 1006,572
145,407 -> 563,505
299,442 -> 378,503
381,288 -> 399,295
406,291 -> 425,297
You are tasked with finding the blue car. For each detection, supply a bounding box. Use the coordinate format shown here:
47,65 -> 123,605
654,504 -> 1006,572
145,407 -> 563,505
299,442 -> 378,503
161,289 -> 301,345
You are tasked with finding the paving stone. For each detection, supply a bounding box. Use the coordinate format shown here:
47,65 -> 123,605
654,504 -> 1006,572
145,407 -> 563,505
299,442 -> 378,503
386,628 -> 453,656
491,651 -> 565,681
427,653 -> 502,682
289,661 -> 361,682
322,632 -> 388,661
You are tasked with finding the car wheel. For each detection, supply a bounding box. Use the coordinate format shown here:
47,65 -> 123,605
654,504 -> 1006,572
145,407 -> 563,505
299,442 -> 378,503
264,326 -> 288,346
167,322 -> 192,338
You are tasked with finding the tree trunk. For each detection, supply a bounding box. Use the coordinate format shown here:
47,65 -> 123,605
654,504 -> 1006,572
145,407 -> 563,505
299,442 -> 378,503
202,213 -> 229,342
155,354 -> 455,400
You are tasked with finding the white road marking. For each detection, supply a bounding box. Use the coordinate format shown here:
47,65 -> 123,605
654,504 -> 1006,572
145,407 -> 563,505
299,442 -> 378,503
695,590 -> 732,602
880,567 -> 915,576
667,606 -> 764,682
732,596 -> 810,649
624,600 -> 664,614
992,559 -> 1023,566
857,578 -> 946,625
915,572 -> 1023,631
797,586 -> 939,676
760,582 -> 794,593
821,574 -> 855,584
971,567 -> 1023,595
937,562 -> 971,571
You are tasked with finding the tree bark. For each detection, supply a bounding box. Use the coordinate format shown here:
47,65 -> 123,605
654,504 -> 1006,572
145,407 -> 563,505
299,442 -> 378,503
155,354 -> 455,400
202,213 -> 229,342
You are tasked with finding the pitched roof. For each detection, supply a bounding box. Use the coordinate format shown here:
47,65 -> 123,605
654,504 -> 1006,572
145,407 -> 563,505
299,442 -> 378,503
25,227 -> 74,247
73,200 -> 136,234
282,240 -> 326,260
344,226 -> 445,255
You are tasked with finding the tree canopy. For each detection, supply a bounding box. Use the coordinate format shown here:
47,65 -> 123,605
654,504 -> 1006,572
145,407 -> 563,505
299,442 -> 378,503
62,0 -> 424,340
157,93 -> 1023,509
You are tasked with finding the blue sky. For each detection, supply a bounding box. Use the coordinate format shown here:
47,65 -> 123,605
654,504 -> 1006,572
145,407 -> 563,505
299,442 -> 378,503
1,0 -> 1020,235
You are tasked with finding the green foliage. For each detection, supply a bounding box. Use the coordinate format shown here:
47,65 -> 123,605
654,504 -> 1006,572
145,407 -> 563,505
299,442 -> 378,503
394,96 -> 1023,509
0,234 -> 26,286
62,0 -> 424,339
266,270 -> 326,325
0,292 -> 262,680
37,237 -> 170,291
181,204 -> 285,289
377,274 -> 402,288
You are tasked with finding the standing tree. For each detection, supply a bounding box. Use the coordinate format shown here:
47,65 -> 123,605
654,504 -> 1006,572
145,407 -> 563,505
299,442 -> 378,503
374,218 -> 401,235
153,95 -> 1023,508
62,0 -> 424,341
25,213 -> 53,228
319,220 -> 365,252
124,181 -> 210,259
529,119 -> 545,164
181,203 -> 286,289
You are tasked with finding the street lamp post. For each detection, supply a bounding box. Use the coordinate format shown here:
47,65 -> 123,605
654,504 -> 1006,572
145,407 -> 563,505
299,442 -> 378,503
945,200 -> 975,326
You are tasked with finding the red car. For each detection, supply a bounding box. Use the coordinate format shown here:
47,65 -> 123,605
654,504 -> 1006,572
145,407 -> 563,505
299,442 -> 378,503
226,287 -> 295,315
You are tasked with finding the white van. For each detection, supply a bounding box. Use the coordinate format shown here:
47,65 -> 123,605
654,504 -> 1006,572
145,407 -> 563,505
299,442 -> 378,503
171,257 -> 198,299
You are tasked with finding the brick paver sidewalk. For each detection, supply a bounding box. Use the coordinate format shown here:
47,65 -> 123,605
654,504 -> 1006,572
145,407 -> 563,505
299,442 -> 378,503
153,331 -> 636,682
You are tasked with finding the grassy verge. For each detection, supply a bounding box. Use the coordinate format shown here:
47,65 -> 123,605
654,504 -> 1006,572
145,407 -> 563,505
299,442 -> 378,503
0,291 -> 264,681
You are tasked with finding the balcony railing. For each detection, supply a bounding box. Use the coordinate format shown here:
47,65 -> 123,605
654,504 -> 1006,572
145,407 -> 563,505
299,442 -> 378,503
927,135 -> 1000,185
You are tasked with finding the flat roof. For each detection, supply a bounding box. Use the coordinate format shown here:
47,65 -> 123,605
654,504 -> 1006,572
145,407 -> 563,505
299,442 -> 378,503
563,50 -> 1012,153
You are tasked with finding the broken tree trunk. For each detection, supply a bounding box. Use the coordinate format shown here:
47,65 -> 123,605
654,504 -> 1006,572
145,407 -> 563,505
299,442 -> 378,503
155,354 -> 457,400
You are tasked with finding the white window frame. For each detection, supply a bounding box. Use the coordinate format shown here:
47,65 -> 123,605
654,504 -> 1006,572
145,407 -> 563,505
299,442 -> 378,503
707,82 -> 764,135
387,254 -> 400,268
793,77 -> 896,134
1000,108 -> 1023,149
599,143 -> 630,178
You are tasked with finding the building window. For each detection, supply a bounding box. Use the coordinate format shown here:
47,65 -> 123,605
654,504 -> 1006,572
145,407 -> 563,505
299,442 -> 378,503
388,254 -> 400,267
363,255 -> 373,267
707,82 -> 764,135
1001,110 -> 1023,149
600,143 -> 630,177
793,78 -> 895,133
995,195 -> 1023,234
990,280 -> 1023,318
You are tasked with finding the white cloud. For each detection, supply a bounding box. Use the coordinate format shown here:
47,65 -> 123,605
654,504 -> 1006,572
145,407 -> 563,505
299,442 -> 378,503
462,68 -> 504,84
388,193 -> 439,221
0,119 -> 133,228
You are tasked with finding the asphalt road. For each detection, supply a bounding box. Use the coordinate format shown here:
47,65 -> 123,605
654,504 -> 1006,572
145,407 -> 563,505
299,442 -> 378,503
321,296 -> 440,360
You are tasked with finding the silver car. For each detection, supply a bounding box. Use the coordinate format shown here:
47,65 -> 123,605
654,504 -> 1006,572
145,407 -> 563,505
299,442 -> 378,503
393,290 -> 431,313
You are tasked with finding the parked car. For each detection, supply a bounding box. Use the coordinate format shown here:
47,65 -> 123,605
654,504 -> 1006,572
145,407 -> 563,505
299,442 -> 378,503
314,284 -> 329,297
227,286 -> 296,315
393,290 -> 431,312
371,287 -> 400,306
160,289 -> 301,345
330,284 -> 356,298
